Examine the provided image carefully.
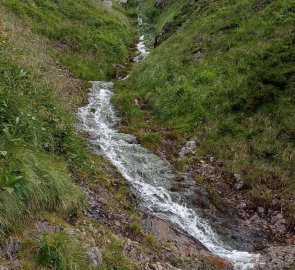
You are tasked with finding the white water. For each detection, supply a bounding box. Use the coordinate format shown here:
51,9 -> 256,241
78,37 -> 260,270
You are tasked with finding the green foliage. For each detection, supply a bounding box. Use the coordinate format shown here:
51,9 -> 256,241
115,0 -> 295,197
3,0 -> 133,80
0,26 -> 85,238
37,232 -> 89,270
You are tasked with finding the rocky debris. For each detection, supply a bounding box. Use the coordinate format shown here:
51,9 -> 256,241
84,245 -> 103,267
1,237 -> 20,260
0,266 -> 9,270
270,213 -> 286,234
145,262 -> 181,270
123,239 -> 152,263
178,139 -> 196,160
256,245 -> 295,269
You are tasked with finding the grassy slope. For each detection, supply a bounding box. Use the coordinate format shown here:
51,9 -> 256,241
0,1 -> 141,269
114,0 -> 295,218
3,0 -> 132,80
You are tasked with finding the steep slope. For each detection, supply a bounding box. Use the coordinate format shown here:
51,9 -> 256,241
2,0 -> 133,80
114,0 -> 295,226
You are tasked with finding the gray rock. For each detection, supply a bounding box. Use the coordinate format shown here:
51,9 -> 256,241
2,237 -> 20,260
257,207 -> 265,215
271,213 -> 286,233
178,139 -> 196,160
85,246 -> 103,267
234,173 -> 244,190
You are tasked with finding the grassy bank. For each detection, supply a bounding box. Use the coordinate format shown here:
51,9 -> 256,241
114,0 -> 295,220
0,1 -> 142,268
3,0 -> 133,80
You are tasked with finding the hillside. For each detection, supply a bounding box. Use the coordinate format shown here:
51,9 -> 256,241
1,0 -> 295,269
114,0 -> 295,226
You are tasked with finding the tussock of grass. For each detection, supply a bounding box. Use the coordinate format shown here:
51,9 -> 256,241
37,232 -> 89,270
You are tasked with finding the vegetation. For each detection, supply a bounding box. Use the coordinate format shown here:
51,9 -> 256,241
3,0 -> 133,80
114,0 -> 295,217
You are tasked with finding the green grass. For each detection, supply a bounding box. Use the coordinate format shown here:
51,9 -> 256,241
114,0 -> 295,214
36,232 -> 90,270
0,28 -> 87,238
3,0 -> 133,80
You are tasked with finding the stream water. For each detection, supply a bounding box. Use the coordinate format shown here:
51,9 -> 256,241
78,35 -> 260,270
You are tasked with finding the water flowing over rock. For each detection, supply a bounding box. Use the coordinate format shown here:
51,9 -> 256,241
78,80 -> 260,269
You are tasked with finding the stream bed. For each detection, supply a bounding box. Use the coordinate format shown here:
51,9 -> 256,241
78,36 -> 260,270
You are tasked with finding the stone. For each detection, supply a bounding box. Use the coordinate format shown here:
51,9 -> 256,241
233,173 -> 244,190
178,139 -> 196,160
2,237 -> 20,260
86,246 -> 103,267
270,213 -> 286,233
155,0 -> 167,8
257,207 -> 265,215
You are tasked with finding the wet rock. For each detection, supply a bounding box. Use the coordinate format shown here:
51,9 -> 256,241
178,139 -> 196,160
2,237 -> 20,260
257,245 -> 295,270
85,245 -> 103,267
192,187 -> 210,209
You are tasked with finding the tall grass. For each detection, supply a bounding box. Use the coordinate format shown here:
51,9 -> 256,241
0,23 -> 84,238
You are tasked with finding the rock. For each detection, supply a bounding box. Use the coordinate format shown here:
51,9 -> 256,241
233,173 -> 244,190
271,213 -> 286,233
257,207 -> 265,215
35,220 -> 53,232
123,239 -> 151,262
257,245 -> 295,269
209,156 -> 214,162
237,202 -> 247,209
155,21 -> 173,46
155,0 -> 167,8
2,237 -> 20,260
102,0 -> 112,9
85,246 -> 103,267
145,262 -> 181,270
178,139 -> 196,160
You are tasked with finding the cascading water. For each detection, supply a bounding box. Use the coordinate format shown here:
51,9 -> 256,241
78,35 -> 260,270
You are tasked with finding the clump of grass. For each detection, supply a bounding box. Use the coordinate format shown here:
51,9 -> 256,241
36,232 -> 89,270
0,149 -> 84,239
